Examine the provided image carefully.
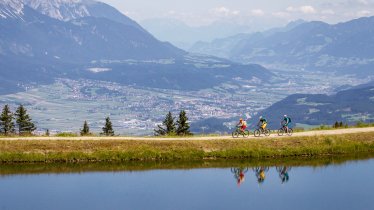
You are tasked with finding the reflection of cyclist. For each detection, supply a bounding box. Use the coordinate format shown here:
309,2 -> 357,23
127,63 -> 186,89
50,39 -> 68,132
237,118 -> 247,132
276,166 -> 291,184
258,116 -> 268,131
253,167 -> 269,184
231,167 -> 248,187
282,115 -> 291,133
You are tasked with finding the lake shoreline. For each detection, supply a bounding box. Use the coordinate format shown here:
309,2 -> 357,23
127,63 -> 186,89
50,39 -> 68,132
0,131 -> 373,163
1,154 -> 373,176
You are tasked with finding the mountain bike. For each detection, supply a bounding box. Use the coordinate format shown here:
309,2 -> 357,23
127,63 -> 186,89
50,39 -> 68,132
252,166 -> 270,184
277,125 -> 293,136
232,126 -> 250,138
254,125 -> 271,137
276,166 -> 292,184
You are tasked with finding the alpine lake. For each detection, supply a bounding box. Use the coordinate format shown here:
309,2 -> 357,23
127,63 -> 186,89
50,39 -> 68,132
0,154 -> 373,210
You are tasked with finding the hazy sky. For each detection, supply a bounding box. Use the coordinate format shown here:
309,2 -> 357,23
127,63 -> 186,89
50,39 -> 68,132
100,0 -> 374,26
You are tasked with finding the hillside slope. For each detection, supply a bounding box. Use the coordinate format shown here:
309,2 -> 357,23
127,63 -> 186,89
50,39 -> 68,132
254,85 -> 374,128
191,17 -> 374,76
0,0 -> 272,94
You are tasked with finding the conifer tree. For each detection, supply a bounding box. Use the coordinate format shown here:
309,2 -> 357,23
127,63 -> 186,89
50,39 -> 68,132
80,121 -> 90,136
334,121 -> 339,128
154,112 -> 176,136
339,121 -> 344,128
101,117 -> 114,136
176,110 -> 192,136
15,105 -> 36,135
0,105 -> 15,135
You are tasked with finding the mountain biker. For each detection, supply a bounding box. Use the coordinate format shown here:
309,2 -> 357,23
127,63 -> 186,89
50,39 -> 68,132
282,115 -> 291,133
254,167 -> 267,184
236,170 -> 245,187
237,118 -> 247,132
231,167 -> 248,187
258,116 -> 268,131
278,166 -> 290,184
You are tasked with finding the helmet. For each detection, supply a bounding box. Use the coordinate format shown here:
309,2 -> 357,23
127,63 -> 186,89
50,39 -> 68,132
259,116 -> 263,120
284,115 -> 287,117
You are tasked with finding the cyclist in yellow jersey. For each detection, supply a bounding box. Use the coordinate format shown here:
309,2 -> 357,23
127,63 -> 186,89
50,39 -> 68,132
258,116 -> 268,131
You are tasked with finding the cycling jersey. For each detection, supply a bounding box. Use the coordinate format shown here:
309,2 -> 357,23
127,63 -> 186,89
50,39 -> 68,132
284,117 -> 291,126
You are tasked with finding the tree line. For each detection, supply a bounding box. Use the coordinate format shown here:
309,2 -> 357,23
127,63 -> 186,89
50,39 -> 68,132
0,104 -> 190,137
79,117 -> 114,136
0,104 -> 369,137
332,121 -> 348,129
64,111 -> 191,137
0,104 -> 36,136
0,104 -> 115,137
154,110 -> 192,136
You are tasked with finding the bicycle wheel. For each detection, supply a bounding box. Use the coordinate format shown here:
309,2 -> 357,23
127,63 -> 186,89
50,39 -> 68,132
254,129 -> 261,137
243,130 -> 250,138
264,129 -> 271,136
232,131 -> 239,138
287,128 -> 293,136
277,128 -> 284,136
231,168 -> 239,173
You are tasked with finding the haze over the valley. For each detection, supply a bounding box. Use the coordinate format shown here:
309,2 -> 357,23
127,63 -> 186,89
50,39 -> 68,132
101,0 -> 374,48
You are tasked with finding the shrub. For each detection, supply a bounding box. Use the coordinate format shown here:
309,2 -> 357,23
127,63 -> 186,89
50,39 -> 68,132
55,132 -> 78,137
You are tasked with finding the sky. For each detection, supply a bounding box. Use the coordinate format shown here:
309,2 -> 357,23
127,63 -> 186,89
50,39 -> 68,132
100,0 -> 374,27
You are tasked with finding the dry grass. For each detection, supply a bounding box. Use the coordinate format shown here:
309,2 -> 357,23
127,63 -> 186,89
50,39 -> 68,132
0,132 -> 373,163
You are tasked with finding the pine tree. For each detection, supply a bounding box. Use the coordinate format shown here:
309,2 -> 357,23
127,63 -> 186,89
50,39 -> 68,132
334,121 -> 339,128
0,105 -> 15,135
339,121 -> 344,128
154,112 -> 176,136
176,110 -> 192,136
101,117 -> 114,136
154,124 -> 166,136
80,121 -> 90,136
15,105 -> 36,135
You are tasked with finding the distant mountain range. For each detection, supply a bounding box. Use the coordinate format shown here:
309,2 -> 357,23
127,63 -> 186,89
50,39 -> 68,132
253,84 -> 374,128
190,20 -> 305,60
0,0 -> 272,94
140,19 -> 257,50
190,17 -> 374,76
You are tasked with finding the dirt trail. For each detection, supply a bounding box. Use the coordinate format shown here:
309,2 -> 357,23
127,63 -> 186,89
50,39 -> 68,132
1,127 -> 373,141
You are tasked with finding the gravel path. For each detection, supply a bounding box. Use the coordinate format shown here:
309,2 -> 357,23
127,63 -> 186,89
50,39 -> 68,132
1,127 -> 373,141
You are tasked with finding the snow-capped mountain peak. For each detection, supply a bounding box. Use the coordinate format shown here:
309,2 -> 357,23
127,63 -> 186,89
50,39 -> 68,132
0,0 -> 24,19
22,0 -> 96,21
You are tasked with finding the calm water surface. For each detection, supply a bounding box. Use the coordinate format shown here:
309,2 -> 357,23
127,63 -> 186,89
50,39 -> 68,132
0,158 -> 373,210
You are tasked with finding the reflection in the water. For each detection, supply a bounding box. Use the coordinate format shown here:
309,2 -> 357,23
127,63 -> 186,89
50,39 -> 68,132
276,166 -> 291,184
231,167 -> 249,186
0,159 -> 373,210
230,166 -> 292,186
253,166 -> 269,184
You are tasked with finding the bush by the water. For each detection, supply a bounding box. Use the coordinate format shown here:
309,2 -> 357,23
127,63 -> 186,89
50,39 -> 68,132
55,132 -> 78,137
